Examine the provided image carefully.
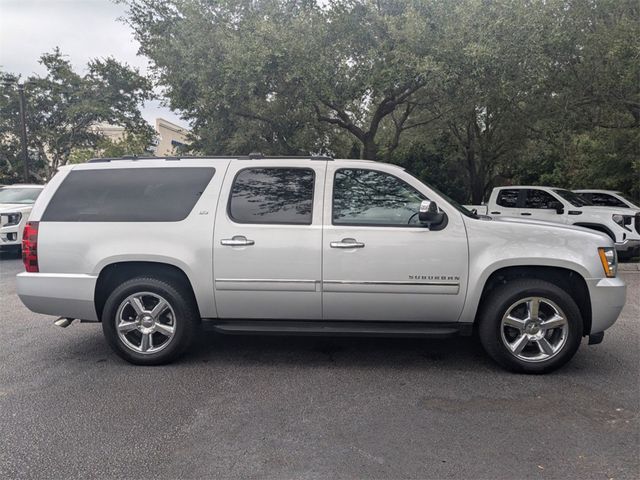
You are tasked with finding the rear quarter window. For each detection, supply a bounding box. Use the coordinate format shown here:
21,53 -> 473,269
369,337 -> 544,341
42,167 -> 215,222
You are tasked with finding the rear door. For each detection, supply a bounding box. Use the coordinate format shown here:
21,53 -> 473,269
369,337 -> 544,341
490,188 -> 522,218
213,160 -> 326,319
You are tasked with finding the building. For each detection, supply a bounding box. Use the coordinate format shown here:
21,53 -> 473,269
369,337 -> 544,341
153,118 -> 190,156
91,118 -> 190,156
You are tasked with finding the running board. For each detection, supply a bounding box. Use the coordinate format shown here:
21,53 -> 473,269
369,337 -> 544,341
204,320 -> 472,338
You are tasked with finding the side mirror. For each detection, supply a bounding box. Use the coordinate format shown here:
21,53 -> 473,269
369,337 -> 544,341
549,201 -> 564,214
419,200 -> 445,226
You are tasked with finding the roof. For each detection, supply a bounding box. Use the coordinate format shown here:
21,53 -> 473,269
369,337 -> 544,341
573,189 -> 621,194
493,185 -> 565,190
88,153 -> 335,163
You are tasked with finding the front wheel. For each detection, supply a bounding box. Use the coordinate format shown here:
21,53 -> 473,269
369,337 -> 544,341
478,279 -> 583,374
101,276 -> 199,365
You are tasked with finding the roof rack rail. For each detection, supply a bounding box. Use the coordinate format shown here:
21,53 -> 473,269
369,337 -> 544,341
87,153 -> 334,163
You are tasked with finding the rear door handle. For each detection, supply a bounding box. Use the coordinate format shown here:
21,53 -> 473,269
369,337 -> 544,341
520,212 -> 532,216
221,235 -> 255,246
330,238 -> 365,249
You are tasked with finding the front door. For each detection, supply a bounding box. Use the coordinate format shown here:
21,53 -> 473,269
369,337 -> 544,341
213,160 -> 326,319
520,188 -> 567,224
322,164 -> 468,322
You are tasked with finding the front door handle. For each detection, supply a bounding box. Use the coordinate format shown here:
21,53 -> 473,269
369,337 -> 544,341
221,235 -> 255,247
330,238 -> 365,249
520,212 -> 532,216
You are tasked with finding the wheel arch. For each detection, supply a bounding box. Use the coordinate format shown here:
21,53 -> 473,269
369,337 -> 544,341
572,222 -> 616,242
474,265 -> 592,336
94,261 -> 201,321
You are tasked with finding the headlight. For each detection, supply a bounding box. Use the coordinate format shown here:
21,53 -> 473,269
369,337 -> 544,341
612,214 -> 632,228
2,212 -> 22,226
598,247 -> 617,278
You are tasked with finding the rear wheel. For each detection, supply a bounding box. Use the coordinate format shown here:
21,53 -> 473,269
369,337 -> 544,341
101,276 -> 199,365
478,279 -> 583,373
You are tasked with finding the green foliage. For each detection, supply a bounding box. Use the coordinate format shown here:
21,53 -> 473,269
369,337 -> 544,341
123,0 -> 638,201
68,132 -> 155,164
0,48 -> 154,182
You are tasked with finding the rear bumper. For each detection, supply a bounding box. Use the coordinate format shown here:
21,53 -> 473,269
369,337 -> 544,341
586,276 -> 627,334
16,272 -> 98,321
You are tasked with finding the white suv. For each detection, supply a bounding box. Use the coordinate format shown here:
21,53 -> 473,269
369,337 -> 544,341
0,184 -> 44,255
16,156 -> 627,373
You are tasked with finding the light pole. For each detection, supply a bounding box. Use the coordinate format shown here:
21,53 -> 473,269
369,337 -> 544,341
2,80 -> 30,182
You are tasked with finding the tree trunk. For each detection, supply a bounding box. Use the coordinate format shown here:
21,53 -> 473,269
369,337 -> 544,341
361,134 -> 378,160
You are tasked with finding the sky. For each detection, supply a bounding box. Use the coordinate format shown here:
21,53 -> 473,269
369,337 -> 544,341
0,0 -> 188,128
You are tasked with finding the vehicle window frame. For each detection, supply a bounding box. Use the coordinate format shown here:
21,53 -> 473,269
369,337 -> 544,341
496,188 -> 522,209
227,166 -> 316,226
331,167 -> 431,229
523,189 -> 561,210
42,167 -> 215,222
589,192 -> 628,208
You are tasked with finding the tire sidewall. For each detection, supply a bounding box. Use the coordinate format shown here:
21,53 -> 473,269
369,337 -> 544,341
102,277 -> 196,365
479,279 -> 583,374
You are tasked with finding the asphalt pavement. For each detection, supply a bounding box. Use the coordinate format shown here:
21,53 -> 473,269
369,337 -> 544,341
0,255 -> 638,480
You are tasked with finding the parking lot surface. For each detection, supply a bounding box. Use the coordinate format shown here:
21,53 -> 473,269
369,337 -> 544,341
1,255 -> 638,480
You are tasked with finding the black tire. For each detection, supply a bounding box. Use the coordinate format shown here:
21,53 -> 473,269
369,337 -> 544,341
101,276 -> 199,365
478,279 -> 583,374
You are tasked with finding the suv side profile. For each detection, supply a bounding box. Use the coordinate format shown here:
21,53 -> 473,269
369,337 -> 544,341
17,156 -> 627,373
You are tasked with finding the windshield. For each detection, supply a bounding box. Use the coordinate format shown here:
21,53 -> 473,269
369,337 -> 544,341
0,187 -> 42,205
553,189 -> 592,207
403,170 -> 479,219
617,192 -> 640,208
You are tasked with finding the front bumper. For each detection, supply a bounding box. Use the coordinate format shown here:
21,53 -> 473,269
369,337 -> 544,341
0,227 -> 21,250
586,276 -> 627,334
615,238 -> 640,259
16,272 -> 99,321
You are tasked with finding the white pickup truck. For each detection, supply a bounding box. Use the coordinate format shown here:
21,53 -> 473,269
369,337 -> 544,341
469,186 -> 640,261
16,156 -> 627,373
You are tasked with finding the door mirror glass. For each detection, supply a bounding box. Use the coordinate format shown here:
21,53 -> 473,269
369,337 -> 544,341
418,200 -> 445,226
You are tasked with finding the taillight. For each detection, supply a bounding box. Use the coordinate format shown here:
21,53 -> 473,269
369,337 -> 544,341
22,221 -> 39,272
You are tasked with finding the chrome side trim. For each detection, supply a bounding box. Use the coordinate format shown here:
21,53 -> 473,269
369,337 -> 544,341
215,278 -> 318,292
323,280 -> 459,286
322,280 -> 460,295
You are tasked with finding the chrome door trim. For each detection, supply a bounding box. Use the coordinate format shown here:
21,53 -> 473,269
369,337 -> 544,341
323,280 -> 459,286
215,278 -> 318,292
322,280 -> 460,295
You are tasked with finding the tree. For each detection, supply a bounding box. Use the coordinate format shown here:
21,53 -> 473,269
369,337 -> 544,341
125,0 -> 444,160
0,48 -> 154,182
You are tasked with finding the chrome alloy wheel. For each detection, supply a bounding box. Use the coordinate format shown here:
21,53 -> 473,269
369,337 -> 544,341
115,292 -> 176,355
500,297 -> 569,363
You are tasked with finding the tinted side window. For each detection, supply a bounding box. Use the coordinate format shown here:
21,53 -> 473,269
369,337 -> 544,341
524,189 -> 557,209
43,167 -> 215,222
496,189 -> 520,208
590,193 -> 628,208
228,168 -> 314,224
333,169 -> 426,226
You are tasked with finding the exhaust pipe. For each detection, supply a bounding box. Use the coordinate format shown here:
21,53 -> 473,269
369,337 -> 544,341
54,317 -> 74,328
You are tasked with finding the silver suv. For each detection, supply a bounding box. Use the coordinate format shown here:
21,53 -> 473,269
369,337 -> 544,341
17,156 -> 627,373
